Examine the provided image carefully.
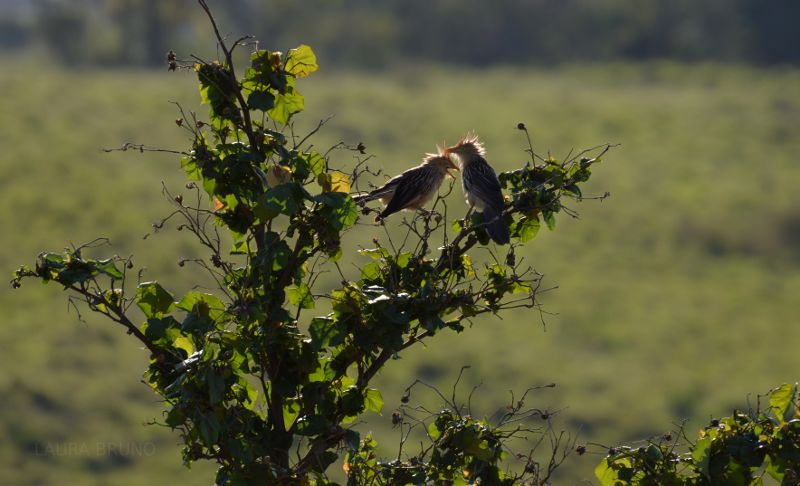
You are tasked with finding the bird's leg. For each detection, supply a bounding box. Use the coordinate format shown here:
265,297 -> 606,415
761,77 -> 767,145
464,206 -> 475,224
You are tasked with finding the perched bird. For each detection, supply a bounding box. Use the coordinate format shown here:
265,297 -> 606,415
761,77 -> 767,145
445,136 -> 510,245
353,153 -> 459,222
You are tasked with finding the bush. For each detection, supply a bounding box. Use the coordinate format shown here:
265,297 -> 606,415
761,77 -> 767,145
11,1 -> 611,483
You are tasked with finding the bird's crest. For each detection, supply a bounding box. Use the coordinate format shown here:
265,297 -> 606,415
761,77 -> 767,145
423,151 -> 448,163
450,133 -> 486,156
424,149 -> 459,174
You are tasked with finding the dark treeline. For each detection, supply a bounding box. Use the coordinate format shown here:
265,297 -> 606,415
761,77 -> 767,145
2,0 -> 797,67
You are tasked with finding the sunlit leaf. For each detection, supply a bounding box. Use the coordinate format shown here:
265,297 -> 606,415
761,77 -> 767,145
285,44 -> 318,78
287,283 -> 314,309
359,247 -> 389,260
136,281 -> 175,318
269,84 -> 304,125
173,336 -> 195,356
95,259 -> 124,279
364,388 -> 383,414
769,383 -> 796,423
329,171 -> 350,193
692,435 -> 712,479
177,291 -> 226,321
512,215 -> 540,242
361,262 -> 381,280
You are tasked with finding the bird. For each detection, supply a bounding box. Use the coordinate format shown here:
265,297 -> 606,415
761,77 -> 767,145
445,135 -> 510,245
353,152 -> 459,222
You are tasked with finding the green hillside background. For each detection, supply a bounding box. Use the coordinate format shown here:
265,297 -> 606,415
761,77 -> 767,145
2,59 -> 799,484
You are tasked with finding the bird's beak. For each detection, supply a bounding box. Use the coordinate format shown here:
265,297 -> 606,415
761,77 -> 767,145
446,158 -> 460,178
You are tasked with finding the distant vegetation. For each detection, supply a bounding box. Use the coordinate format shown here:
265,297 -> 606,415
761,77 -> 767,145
3,0 -> 799,67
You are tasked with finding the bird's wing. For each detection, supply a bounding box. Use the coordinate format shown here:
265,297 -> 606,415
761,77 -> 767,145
464,157 -> 504,209
380,165 -> 437,218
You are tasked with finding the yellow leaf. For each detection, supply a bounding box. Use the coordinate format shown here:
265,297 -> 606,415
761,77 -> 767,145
285,45 -> 318,78
266,164 -> 292,187
330,171 -> 350,193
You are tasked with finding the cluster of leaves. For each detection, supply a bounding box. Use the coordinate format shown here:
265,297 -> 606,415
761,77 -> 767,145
595,383 -> 800,485
345,376 -> 571,485
11,1 -> 609,484
346,413 -> 520,485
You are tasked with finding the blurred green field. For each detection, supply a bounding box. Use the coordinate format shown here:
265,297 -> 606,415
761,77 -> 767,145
2,59 -> 799,484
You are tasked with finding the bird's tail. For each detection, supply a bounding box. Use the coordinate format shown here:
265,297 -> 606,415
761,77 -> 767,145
482,205 -> 510,245
352,193 -> 375,204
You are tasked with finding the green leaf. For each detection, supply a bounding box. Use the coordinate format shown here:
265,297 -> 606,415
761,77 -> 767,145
512,215 -> 541,242
196,63 -> 241,125
165,406 -> 185,428
595,457 -> 627,486
257,183 -> 305,220
306,151 -> 325,176
395,253 -> 412,269
361,262 -> 381,280
294,415 -> 330,436
343,430 -> 360,451
692,435 -> 712,479
136,281 -> 175,318
287,283 -> 314,309
313,192 -> 346,209
237,380 -> 259,411
283,400 -> 300,430
309,317 -> 343,351
95,259 -> 124,279
335,197 -> 359,229
177,291 -> 226,321
309,451 -> 338,474
341,387 -> 364,416
364,388 -> 383,414
544,210 -> 556,231
427,421 -> 441,440
197,413 -> 221,446
247,89 -> 275,111
269,83 -> 304,125
285,44 -> 318,78
230,240 -> 250,255
769,383 -> 796,423
181,156 -> 202,181
141,316 -> 180,341
207,368 -> 226,404
359,247 -> 389,260
173,336 -> 195,356
421,313 -> 445,333
763,453 -> 784,482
